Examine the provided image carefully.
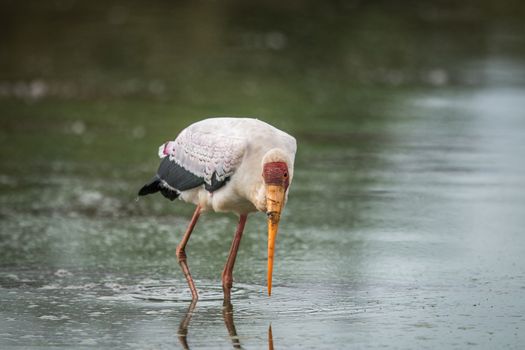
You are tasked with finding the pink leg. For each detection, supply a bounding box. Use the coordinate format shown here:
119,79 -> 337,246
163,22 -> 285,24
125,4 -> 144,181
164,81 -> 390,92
176,205 -> 201,301
222,214 -> 248,301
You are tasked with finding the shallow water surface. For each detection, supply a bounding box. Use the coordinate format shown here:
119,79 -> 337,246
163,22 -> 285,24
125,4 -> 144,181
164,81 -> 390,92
1,1 -> 525,349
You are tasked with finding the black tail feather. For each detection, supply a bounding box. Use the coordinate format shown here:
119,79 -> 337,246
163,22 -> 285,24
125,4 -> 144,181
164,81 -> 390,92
138,176 -> 161,196
138,176 -> 180,201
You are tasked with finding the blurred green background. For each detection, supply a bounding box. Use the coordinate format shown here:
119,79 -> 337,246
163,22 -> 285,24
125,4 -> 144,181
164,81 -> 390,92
2,0 -> 524,166
1,0 -> 524,216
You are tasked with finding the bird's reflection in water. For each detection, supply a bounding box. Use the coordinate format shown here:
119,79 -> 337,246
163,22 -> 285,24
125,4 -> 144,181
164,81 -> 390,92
222,301 -> 242,349
177,301 -> 274,349
177,300 -> 197,350
268,324 -> 274,350
176,301 -> 243,349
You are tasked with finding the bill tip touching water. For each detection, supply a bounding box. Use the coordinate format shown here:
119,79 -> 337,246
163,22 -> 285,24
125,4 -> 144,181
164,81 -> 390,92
138,117 -> 297,300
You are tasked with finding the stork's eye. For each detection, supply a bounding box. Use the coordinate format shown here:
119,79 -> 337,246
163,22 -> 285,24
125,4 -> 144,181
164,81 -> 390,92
283,172 -> 288,178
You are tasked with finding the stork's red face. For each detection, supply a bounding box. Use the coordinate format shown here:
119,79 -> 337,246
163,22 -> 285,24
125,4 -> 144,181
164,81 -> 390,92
262,161 -> 289,296
263,161 -> 290,189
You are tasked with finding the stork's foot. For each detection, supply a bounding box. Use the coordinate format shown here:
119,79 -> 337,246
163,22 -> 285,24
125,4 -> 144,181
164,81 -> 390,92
221,272 -> 233,301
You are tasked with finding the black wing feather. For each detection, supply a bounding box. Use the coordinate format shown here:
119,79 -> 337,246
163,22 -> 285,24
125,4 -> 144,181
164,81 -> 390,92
138,157 -> 232,201
157,157 -> 204,191
204,172 -> 230,192
138,157 -> 206,201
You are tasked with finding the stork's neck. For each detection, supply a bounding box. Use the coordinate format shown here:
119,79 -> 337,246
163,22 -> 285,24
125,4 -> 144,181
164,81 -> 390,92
261,148 -> 291,165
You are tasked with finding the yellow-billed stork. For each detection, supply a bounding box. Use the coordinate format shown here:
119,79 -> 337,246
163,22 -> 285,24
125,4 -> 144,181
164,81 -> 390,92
138,117 -> 297,300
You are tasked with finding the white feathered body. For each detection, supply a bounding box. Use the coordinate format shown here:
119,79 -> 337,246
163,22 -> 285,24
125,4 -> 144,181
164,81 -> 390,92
160,118 -> 296,214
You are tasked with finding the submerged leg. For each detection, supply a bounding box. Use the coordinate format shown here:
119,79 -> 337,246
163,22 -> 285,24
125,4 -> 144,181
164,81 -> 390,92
221,214 -> 248,301
176,205 -> 201,301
